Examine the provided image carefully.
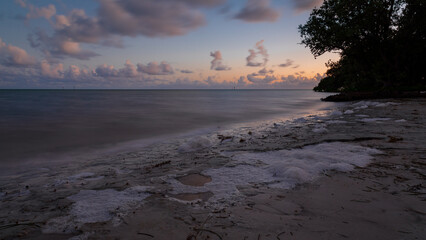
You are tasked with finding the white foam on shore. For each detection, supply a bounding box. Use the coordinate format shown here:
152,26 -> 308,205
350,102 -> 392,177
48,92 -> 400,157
375,102 -> 399,107
355,105 -> 368,109
44,186 -> 150,233
395,119 -> 407,122
178,136 -> 212,153
312,124 -> 328,133
330,110 -> 343,116
169,165 -> 276,203
170,142 -> 381,203
233,142 -> 381,184
360,118 -> 392,122
351,101 -> 398,110
326,120 -> 348,124
352,101 -> 380,107
67,186 -> 150,224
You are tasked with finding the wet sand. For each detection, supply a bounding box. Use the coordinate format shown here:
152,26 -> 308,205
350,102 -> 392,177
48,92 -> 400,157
0,99 -> 425,240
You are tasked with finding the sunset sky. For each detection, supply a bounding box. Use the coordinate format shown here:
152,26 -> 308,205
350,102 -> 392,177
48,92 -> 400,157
0,0 -> 338,89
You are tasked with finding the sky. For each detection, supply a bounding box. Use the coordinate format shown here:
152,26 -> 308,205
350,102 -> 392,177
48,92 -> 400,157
0,0 -> 338,89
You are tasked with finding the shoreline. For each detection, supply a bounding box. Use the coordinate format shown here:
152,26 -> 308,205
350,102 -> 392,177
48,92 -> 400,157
0,98 -> 336,177
0,90 -> 335,174
0,99 -> 425,239
321,91 -> 426,102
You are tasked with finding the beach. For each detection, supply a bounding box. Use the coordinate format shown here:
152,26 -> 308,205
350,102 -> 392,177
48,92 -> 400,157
0,98 -> 425,240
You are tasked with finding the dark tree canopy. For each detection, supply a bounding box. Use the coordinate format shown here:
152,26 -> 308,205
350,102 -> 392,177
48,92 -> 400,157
299,0 -> 426,92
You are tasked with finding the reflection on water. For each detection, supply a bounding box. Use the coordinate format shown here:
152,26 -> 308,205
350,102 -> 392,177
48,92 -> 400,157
0,90 -> 334,166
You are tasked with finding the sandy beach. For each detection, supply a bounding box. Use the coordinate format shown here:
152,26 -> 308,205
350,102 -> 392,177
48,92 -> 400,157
0,98 -> 425,240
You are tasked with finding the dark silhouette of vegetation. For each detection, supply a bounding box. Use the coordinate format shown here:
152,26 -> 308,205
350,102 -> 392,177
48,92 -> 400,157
299,0 -> 426,94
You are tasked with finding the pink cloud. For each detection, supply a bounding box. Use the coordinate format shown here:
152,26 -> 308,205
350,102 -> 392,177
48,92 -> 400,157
120,60 -> 138,77
0,38 -> 37,66
23,0 -> 224,60
210,50 -> 231,71
137,61 -> 174,75
247,73 -> 276,84
16,1 -> 56,20
246,40 -> 268,67
40,60 -> 63,78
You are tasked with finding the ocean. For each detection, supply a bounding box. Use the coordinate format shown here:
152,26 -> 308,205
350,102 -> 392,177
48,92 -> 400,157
0,89 -> 336,172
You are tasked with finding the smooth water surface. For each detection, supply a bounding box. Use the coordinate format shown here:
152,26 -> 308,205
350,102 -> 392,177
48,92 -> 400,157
0,90 -> 335,168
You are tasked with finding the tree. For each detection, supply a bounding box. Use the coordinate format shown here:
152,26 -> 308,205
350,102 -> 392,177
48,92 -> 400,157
300,0 -> 426,92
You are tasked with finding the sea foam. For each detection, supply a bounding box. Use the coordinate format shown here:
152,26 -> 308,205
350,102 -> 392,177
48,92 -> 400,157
44,186 -> 150,233
170,142 -> 382,203
178,136 -> 212,153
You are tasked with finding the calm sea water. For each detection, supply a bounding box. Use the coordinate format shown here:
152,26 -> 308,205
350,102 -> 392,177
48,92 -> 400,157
0,90 -> 335,168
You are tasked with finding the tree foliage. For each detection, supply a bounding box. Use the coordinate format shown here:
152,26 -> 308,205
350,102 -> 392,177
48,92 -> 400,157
300,0 -> 426,92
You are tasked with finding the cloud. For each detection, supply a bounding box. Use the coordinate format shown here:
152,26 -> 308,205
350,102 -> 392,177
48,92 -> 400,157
64,65 -> 81,78
278,74 -> 322,88
205,76 -> 238,88
180,69 -> 194,74
29,30 -> 100,60
0,57 -> 324,89
97,0 -> 206,37
84,60 -> 175,78
0,38 -> 37,66
120,60 -> 139,77
234,0 -> 280,23
52,10 -> 106,43
247,68 -> 274,77
95,64 -> 118,77
54,15 -> 71,29
40,60 -> 63,78
279,59 -> 294,68
52,40 -> 100,60
15,1 -> 56,20
26,4 -> 56,20
233,73 -> 322,89
137,61 -> 174,75
237,76 -> 248,86
258,68 -> 273,75
292,0 -> 323,12
179,0 -> 227,7
247,73 -> 276,84
21,0 -> 228,60
95,60 -> 140,77
210,51 -> 231,71
246,40 -> 268,67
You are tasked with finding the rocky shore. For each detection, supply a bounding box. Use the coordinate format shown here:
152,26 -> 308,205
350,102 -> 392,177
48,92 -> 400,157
322,91 -> 426,102
0,99 -> 425,240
